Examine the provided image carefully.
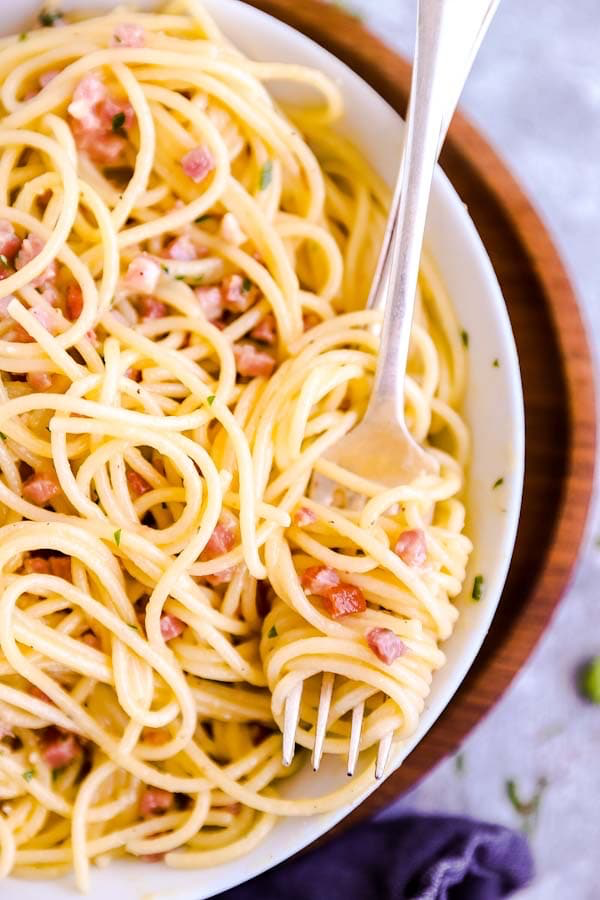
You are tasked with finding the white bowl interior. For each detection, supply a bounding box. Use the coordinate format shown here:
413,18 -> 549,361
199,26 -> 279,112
3,2 -> 525,898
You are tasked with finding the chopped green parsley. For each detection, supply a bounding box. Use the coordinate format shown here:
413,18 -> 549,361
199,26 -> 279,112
111,111 -> 126,134
505,776 -> 548,832
206,395 -> 215,406
579,656 -> 600,704
492,477 -> 504,489
471,574 -> 484,601
267,625 -> 277,638
460,329 -> 469,348
113,529 -> 122,547
259,159 -> 273,191
39,9 -> 63,27
22,769 -> 35,782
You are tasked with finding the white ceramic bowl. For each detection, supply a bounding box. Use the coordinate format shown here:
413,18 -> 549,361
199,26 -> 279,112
4,2 -> 525,898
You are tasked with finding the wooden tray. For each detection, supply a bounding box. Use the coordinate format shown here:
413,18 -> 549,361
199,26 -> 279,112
244,0 -> 597,826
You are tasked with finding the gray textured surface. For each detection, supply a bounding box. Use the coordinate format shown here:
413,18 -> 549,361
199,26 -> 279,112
350,1 -> 600,897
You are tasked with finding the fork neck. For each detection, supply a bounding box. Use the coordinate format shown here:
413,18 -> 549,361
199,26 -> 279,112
366,0 -> 452,423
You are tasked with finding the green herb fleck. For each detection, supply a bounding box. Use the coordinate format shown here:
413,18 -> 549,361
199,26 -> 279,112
206,395 -> 215,406
194,214 -> 212,224
505,777 -> 548,833
471,574 -> 484,601
242,276 -> 252,292
39,9 -> 63,27
454,752 -> 465,774
175,274 -> 186,281
259,159 -> 273,191
460,329 -> 469,348
0,254 -> 8,267
111,111 -> 126,134
578,656 -> 600,704
0,433 -> 5,441
19,32 -> 28,42
492,477 -> 504,489
267,625 -> 277,638
113,529 -> 122,547
188,275 -> 204,286
22,769 -> 35,782
161,265 -> 169,274
127,623 -> 138,631
492,358 -> 500,368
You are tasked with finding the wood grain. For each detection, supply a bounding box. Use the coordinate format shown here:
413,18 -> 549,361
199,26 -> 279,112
244,0 -> 597,824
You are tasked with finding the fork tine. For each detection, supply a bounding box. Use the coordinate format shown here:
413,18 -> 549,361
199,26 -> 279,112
312,672 -> 334,771
347,701 -> 364,776
282,682 -> 303,766
375,730 -> 394,779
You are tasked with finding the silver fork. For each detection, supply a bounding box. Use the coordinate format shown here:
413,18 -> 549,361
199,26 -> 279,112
282,0 -> 501,777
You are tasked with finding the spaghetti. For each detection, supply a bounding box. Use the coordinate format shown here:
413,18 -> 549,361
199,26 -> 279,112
0,2 -> 471,888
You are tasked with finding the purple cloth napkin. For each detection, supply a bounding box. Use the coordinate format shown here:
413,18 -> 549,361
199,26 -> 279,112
213,814 -> 533,900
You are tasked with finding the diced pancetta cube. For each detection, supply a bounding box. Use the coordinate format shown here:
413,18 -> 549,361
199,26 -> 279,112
366,627 -> 406,665
301,565 -> 340,596
205,567 -> 235,586
141,853 -> 165,862
195,285 -> 223,322
143,728 -> 170,746
23,556 -> 50,574
22,471 -> 61,506
42,285 -> 59,307
31,304 -> 61,334
303,313 -> 320,331
124,255 -> 161,294
4,323 -> 33,342
202,511 -> 237,558
321,583 -> 366,619
250,313 -> 276,345
127,469 -> 151,496
71,122 -> 127,164
293,506 -> 317,526
49,556 -> 71,579
181,146 -> 215,183
394,529 -> 427,567
81,631 -> 100,648
42,729 -> 81,769
111,22 -> 145,48
160,614 -> 185,641
15,234 -> 57,288
67,73 -> 107,130
233,343 -> 275,377
139,296 -> 167,319
0,220 -> 22,261
29,684 -> 53,704
164,235 -> 197,261
139,787 -> 173,817
66,283 -> 83,320
219,212 -> 246,246
221,274 -> 256,312
27,371 -> 53,391
39,70 -> 59,89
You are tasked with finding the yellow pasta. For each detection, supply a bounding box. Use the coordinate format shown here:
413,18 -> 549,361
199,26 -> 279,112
0,2 -> 471,890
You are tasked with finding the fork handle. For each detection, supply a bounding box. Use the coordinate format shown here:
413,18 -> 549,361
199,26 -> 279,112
366,0 -> 499,420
